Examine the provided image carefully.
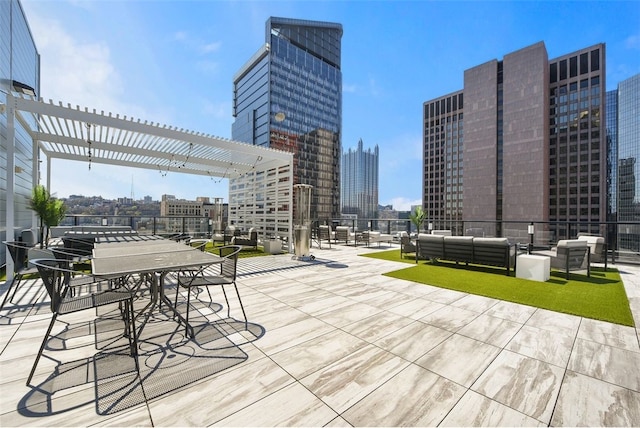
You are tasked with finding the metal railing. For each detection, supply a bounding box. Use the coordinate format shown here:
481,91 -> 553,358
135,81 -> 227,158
57,215 -> 640,265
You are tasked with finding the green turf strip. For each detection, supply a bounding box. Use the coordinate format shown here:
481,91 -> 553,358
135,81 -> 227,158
361,250 -> 634,327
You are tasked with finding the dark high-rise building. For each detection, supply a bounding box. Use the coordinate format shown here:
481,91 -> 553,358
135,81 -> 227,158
423,41 -> 606,240
341,139 -> 379,227
423,91 -> 464,228
606,89 -> 618,220
231,17 -> 343,222
548,44 -> 606,237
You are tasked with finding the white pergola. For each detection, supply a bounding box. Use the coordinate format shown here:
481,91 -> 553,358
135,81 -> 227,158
7,93 -> 292,183
4,93 -> 294,277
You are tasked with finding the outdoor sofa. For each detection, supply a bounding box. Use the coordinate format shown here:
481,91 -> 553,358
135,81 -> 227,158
416,234 -> 516,275
360,231 -> 394,247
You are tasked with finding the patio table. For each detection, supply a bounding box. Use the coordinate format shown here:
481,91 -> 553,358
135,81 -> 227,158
92,239 -> 194,258
92,241 -> 223,338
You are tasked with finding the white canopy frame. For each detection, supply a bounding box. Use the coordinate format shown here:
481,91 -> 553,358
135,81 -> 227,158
3,93 -> 294,278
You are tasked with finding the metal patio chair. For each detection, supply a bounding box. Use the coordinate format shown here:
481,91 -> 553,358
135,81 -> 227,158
27,258 -> 138,386
2,241 -> 38,310
174,245 -> 246,334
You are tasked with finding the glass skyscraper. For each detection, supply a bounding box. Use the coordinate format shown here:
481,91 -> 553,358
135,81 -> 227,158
617,73 -> 640,252
232,17 -> 343,222
341,139 -> 379,228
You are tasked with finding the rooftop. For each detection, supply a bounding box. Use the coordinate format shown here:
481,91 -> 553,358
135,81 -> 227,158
1,243 -> 639,426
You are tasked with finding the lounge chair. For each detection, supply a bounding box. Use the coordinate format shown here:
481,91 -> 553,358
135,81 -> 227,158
233,227 -> 258,250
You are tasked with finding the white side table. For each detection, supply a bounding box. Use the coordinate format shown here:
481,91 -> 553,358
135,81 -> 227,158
516,254 -> 550,282
264,239 -> 282,254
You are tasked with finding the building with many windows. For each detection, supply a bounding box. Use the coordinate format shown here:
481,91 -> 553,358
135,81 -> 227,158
1,0 -> 40,267
606,89 -> 618,223
231,17 -> 343,223
616,73 -> 640,252
341,139 -> 379,227
423,41 -> 606,241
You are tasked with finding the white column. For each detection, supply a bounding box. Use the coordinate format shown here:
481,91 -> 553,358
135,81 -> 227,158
5,93 -> 16,281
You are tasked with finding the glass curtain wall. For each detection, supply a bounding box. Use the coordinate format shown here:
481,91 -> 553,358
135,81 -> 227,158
1,0 -> 40,266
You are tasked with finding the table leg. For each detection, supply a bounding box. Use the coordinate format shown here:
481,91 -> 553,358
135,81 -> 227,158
134,273 -> 157,322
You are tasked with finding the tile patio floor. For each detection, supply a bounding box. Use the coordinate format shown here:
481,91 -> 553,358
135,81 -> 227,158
1,243 -> 639,427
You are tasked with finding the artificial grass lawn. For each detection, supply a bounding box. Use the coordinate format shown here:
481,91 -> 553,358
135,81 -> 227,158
203,241 -> 279,258
361,250 -> 634,327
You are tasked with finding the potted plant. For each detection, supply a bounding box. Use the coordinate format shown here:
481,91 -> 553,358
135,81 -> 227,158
29,185 -> 67,248
409,206 -> 426,235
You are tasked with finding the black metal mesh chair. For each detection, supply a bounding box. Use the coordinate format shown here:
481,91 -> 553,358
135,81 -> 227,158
27,258 -> 138,386
2,241 -> 39,310
175,245 -> 246,334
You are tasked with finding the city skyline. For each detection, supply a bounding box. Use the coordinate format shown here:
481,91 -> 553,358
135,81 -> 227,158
20,0 -> 640,210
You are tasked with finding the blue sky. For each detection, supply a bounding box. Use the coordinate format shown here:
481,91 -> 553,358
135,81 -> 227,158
20,0 -> 640,210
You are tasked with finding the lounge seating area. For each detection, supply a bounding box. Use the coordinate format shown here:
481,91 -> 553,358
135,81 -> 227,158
416,234 -> 517,275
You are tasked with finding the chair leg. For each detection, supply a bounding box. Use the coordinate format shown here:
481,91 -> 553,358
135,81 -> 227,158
233,283 -> 248,330
8,275 -> 23,304
0,279 -> 16,310
220,286 -> 231,318
26,313 -> 58,386
185,287 -> 192,337
174,283 -> 180,314
127,300 -> 140,374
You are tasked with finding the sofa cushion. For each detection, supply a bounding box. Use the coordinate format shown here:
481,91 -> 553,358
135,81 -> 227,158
473,237 -> 509,246
443,236 -> 474,262
431,230 -> 452,236
557,239 -> 588,248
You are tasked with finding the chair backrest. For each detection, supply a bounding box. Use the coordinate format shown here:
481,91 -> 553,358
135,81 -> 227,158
31,259 -> 68,312
335,226 -> 351,240
51,247 -> 92,271
63,236 -> 95,254
5,241 -> 29,273
318,225 -> 332,240
577,235 -> 605,256
556,240 -> 588,268
190,241 -> 207,251
217,245 -> 242,281
401,236 -> 415,252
